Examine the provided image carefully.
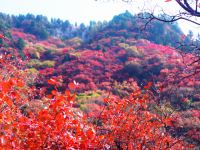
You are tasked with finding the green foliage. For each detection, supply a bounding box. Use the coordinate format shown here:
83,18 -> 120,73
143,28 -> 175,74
27,59 -> 55,69
62,54 -> 72,63
27,59 -> 41,68
0,38 -> 3,46
66,37 -> 82,48
111,10 -> 135,29
19,15 -> 49,40
0,11 -> 185,47
123,60 -> 143,77
119,43 -> 143,57
42,49 -> 53,59
36,28 -> 49,40
0,13 -> 11,32
25,68 -> 39,85
146,21 -> 182,46
127,46 -> 143,57
79,104 -> 87,112
26,68 -> 39,74
112,80 -> 139,98
35,45 -> 45,52
118,43 -> 129,49
76,91 -> 101,102
76,91 -> 103,113
103,11 -> 184,47
95,45 -> 101,50
150,63 -> 163,75
40,60 -> 55,68
15,38 -> 25,50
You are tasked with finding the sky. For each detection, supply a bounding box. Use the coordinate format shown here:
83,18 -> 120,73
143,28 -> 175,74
0,0 -> 199,36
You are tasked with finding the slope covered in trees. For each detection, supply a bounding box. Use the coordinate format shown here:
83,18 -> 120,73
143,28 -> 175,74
0,11 -> 187,45
0,11 -> 199,148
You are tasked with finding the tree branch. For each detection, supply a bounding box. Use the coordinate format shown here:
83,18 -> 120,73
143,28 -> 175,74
175,0 -> 200,16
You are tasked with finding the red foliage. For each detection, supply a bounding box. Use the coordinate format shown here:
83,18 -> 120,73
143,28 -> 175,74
3,25 -> 199,148
11,29 -> 36,42
0,81 -> 189,149
55,50 -> 124,92
0,54 -> 191,149
39,68 -> 55,76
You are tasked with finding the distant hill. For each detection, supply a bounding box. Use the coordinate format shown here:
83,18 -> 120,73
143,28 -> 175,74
0,11 -> 186,47
88,11 -> 185,47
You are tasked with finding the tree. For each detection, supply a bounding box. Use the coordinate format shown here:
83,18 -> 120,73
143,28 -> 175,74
15,38 -> 25,50
96,0 -> 200,71
113,0 -> 200,25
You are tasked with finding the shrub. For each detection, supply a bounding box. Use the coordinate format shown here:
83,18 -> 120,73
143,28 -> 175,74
27,59 -> 41,68
126,46 -> 143,57
0,55 -> 191,149
118,43 -> 143,58
39,60 -> 55,69
123,60 -> 143,77
112,80 -> 139,98
27,59 -> 55,69
65,37 -> 82,48
15,38 -> 25,50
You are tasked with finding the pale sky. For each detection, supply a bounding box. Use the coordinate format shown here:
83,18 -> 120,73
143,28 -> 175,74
0,0 -> 199,36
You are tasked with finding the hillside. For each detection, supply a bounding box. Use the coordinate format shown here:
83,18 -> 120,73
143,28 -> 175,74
0,11 -> 186,45
0,11 -> 200,148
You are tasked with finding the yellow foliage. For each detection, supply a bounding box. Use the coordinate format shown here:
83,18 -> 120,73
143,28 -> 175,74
118,43 -> 143,57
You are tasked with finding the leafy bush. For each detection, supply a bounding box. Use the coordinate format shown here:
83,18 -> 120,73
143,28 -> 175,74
126,46 -> 143,57
123,60 -> 143,77
111,80 -> 139,97
40,60 -> 55,68
27,59 -> 55,69
15,38 -> 26,50
0,54 -> 192,149
27,59 -> 41,68
65,37 -> 82,48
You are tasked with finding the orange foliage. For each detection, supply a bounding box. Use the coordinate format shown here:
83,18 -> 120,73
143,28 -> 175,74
0,54 -> 191,149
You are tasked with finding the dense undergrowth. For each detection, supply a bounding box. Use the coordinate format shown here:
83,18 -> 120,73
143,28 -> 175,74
0,11 -> 199,149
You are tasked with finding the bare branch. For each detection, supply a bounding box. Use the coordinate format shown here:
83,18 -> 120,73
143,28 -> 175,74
174,0 -> 200,16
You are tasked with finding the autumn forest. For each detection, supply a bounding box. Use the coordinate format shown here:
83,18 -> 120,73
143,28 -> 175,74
0,4 -> 199,149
